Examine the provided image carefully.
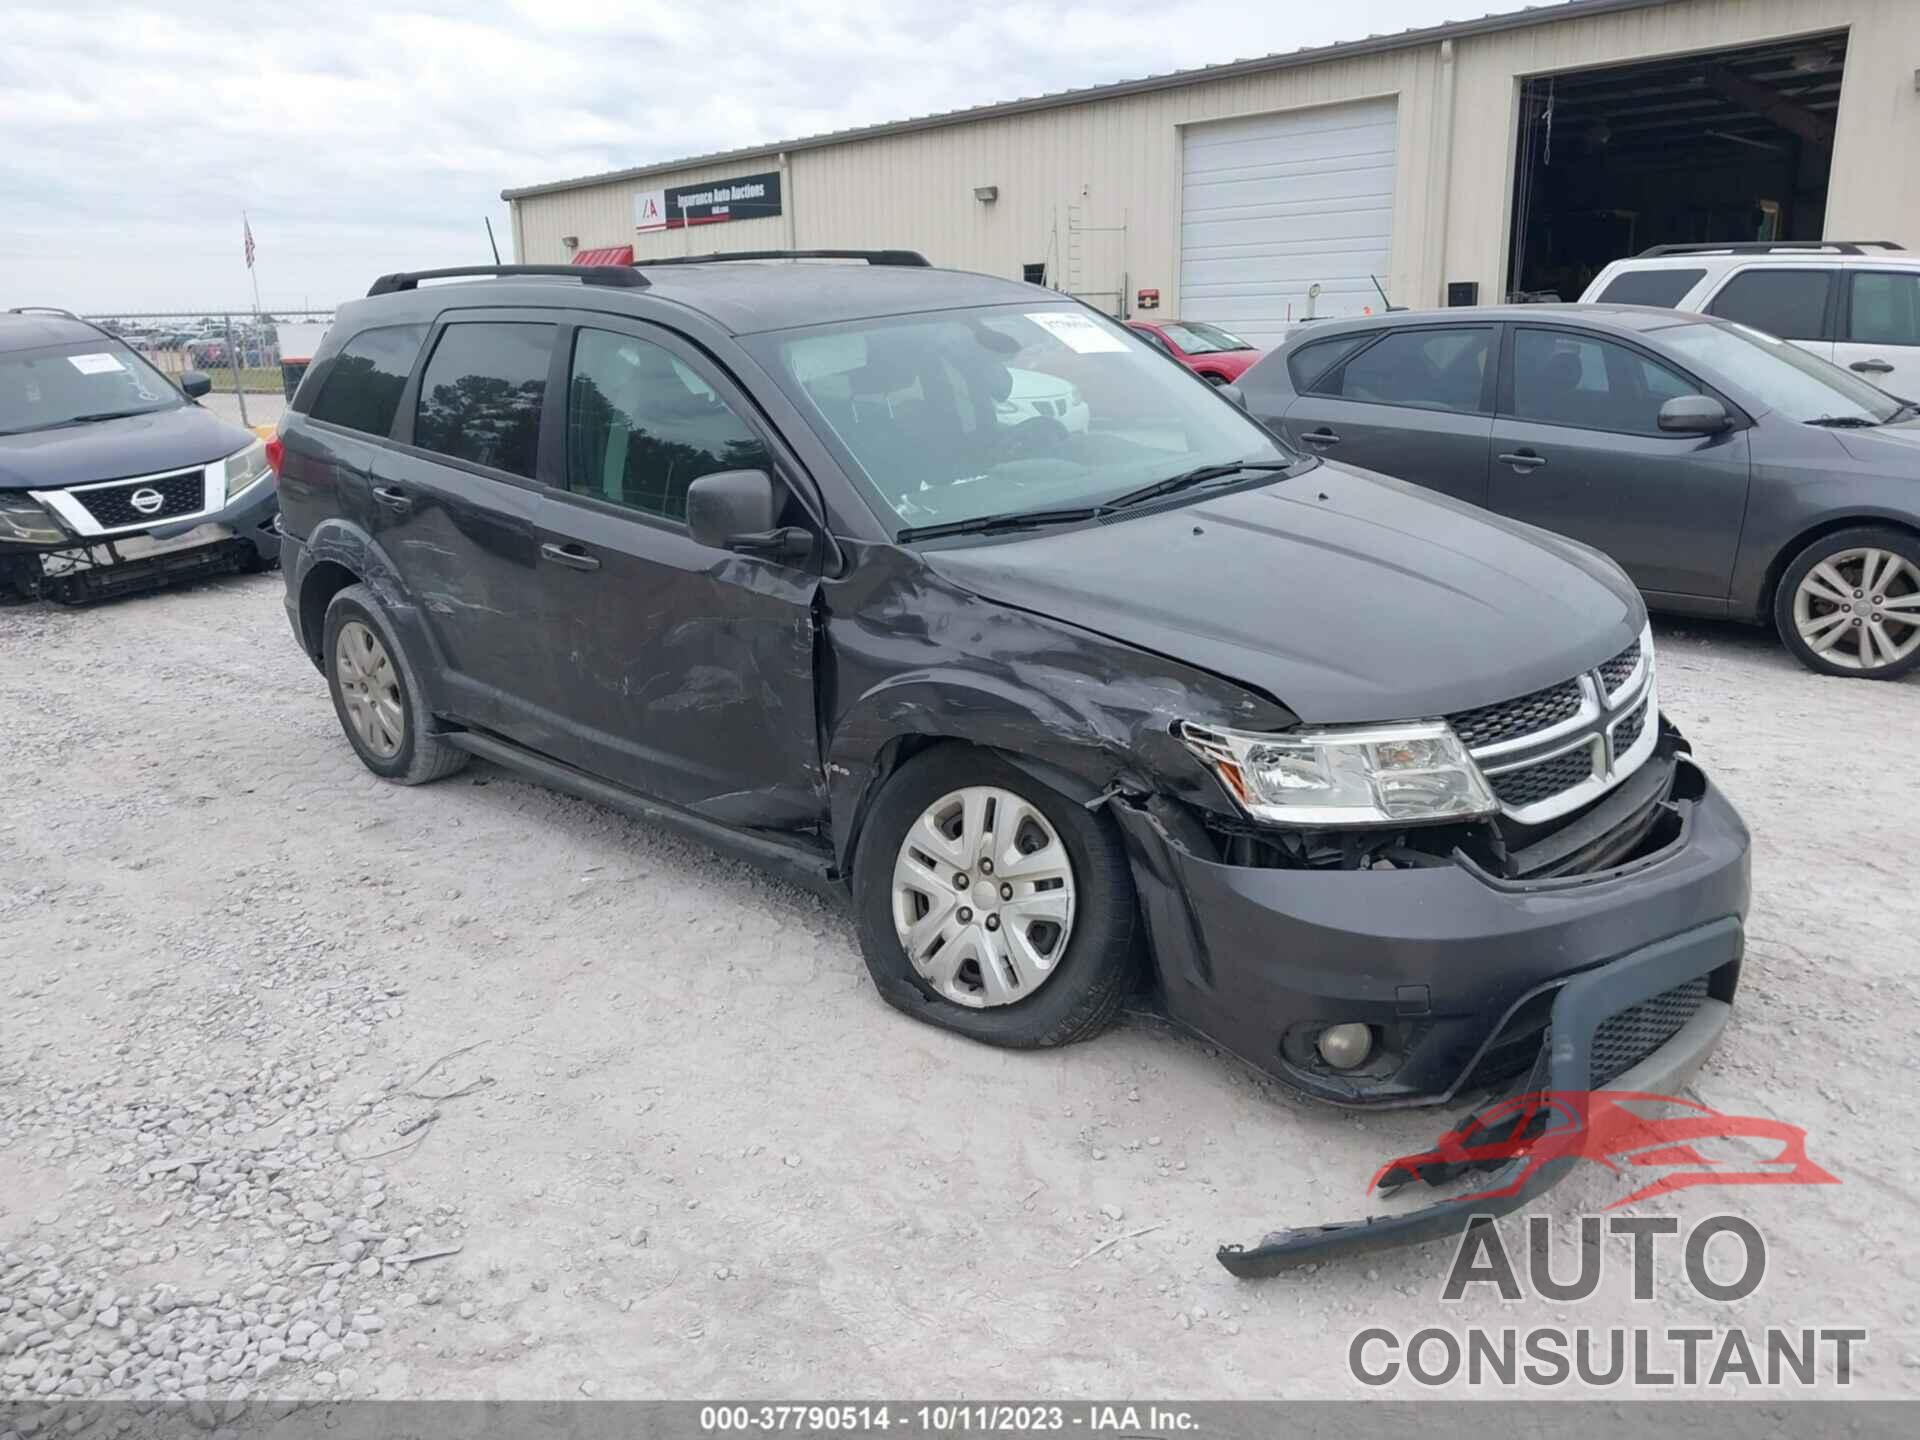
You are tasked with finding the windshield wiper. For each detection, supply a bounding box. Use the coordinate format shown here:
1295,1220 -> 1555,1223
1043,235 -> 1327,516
895,504 -> 1108,542
1803,414 -> 1880,428
1103,460 -> 1295,512
4,409 -> 157,436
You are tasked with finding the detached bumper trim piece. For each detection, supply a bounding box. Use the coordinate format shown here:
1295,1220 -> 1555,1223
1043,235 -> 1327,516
1215,915 -> 1741,1278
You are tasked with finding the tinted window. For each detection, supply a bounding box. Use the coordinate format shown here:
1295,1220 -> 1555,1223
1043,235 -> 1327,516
308,324 -> 427,437
1510,330 -> 1702,434
1595,268 -> 1706,308
566,328 -> 770,523
413,323 -> 554,478
1847,272 -> 1920,346
1705,270 -> 1833,340
1321,327 -> 1492,414
1286,334 -> 1369,392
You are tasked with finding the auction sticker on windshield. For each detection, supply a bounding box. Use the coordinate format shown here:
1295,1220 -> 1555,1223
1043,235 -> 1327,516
66,352 -> 126,374
1025,312 -> 1128,353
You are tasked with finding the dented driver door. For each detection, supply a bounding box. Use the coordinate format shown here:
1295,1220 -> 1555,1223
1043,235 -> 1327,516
529,319 -> 823,829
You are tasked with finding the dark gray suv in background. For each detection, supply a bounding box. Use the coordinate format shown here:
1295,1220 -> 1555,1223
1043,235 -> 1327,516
275,257 -> 1750,1273
1238,304 -> 1920,678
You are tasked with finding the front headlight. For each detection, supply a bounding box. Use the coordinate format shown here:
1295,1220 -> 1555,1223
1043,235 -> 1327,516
0,495 -> 68,546
223,438 -> 271,502
1178,719 -> 1498,827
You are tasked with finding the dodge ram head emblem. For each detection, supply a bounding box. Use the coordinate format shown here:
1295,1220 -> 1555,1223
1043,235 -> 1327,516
129,487 -> 165,515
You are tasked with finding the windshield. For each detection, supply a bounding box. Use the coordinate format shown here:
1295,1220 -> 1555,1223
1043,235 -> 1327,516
1160,321 -> 1252,355
0,340 -> 186,435
748,304 -> 1295,536
1657,321 -> 1903,425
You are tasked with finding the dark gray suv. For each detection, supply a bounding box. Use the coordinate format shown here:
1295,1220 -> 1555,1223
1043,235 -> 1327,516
1240,305 -> 1920,678
276,258 -> 1750,1274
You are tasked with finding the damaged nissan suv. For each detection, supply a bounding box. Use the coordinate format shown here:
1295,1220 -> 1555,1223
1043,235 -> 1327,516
276,255 -> 1751,1275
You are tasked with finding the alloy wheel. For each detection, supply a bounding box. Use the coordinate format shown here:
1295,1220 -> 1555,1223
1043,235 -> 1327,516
1792,547 -> 1920,672
890,786 -> 1077,1008
335,620 -> 405,758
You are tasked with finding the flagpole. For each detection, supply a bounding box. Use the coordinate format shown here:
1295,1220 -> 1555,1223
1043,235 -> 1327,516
245,211 -> 263,316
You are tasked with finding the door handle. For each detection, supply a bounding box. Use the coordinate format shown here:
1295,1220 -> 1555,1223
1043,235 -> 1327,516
371,485 -> 413,514
1849,359 -> 1895,375
540,541 -> 600,572
1498,450 -> 1547,472
1299,428 -> 1342,447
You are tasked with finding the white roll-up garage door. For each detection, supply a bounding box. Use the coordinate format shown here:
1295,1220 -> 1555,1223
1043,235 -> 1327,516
1179,98 -> 1398,348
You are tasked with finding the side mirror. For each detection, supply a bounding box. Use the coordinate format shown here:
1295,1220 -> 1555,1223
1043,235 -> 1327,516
1658,394 -> 1731,435
685,469 -> 812,561
1216,382 -> 1248,409
179,370 -> 213,399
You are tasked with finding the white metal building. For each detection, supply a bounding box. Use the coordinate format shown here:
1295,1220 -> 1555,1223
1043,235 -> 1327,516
503,0 -> 1920,347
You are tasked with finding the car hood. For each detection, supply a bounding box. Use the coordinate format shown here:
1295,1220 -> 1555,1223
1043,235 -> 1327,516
0,405 -> 251,491
921,463 -> 1645,724
1832,416 -> 1920,464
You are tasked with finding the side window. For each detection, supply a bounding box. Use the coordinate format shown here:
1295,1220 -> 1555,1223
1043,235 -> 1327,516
1286,334 -> 1369,393
308,324 -> 428,437
1704,269 -> 1833,341
1320,327 -> 1493,414
1594,268 -> 1706,309
566,328 -> 770,523
413,323 -> 554,478
1509,330 -> 1702,435
1847,272 -> 1920,346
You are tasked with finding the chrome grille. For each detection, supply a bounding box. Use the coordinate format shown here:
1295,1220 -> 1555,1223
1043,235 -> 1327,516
1598,638 -> 1641,697
1489,747 -> 1593,808
1590,976 -> 1708,1087
1447,679 -> 1583,750
1454,626 -> 1657,825
1611,696 -> 1648,758
74,469 -> 207,529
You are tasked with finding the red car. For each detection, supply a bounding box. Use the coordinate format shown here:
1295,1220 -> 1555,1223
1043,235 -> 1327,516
1126,319 -> 1262,384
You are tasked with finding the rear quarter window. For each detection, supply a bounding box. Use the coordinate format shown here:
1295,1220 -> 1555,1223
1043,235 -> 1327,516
1594,268 -> 1706,308
1704,269 -> 1835,341
1286,334 -> 1370,393
306,324 -> 429,438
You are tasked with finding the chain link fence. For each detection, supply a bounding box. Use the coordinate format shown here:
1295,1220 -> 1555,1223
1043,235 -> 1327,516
79,309 -> 335,424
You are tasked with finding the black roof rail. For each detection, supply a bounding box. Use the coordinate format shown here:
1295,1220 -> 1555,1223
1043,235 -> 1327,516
1637,240 -> 1906,258
641,249 -> 932,268
366,264 -> 649,297
7,306 -> 82,319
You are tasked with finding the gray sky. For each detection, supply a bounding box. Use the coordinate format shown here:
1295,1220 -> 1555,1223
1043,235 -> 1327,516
3,0 -> 1489,316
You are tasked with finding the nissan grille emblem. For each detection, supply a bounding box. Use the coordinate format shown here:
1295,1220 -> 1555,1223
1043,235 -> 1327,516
128,487 -> 165,516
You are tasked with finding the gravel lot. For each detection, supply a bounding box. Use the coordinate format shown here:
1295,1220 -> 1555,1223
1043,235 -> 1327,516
3,573 -> 1918,1403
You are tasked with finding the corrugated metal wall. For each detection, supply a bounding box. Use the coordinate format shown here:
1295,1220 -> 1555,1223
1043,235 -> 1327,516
510,0 -> 1920,315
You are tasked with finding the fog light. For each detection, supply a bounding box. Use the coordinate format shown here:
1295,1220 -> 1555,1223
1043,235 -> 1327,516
1317,1023 -> 1373,1070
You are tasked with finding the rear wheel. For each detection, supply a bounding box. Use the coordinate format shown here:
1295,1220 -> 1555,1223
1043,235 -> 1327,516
322,584 -> 469,783
1775,528 -> 1920,678
852,745 -> 1136,1050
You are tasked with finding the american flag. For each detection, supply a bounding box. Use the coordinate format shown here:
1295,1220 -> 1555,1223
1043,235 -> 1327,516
244,217 -> 256,270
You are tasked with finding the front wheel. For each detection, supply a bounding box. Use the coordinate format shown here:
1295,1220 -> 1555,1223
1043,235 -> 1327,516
1774,528 -> 1920,678
852,745 -> 1137,1050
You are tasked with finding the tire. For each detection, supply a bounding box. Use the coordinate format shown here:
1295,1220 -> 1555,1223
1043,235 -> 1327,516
321,583 -> 469,784
1773,526 -> 1920,680
1199,371 -> 1228,386
852,743 -> 1137,1050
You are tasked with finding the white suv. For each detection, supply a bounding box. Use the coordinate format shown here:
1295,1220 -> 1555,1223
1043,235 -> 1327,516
1580,241 -> 1919,399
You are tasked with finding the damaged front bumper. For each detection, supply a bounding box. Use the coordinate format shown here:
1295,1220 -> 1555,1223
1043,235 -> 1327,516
1109,738 -> 1750,1274
1213,916 -> 1736,1276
